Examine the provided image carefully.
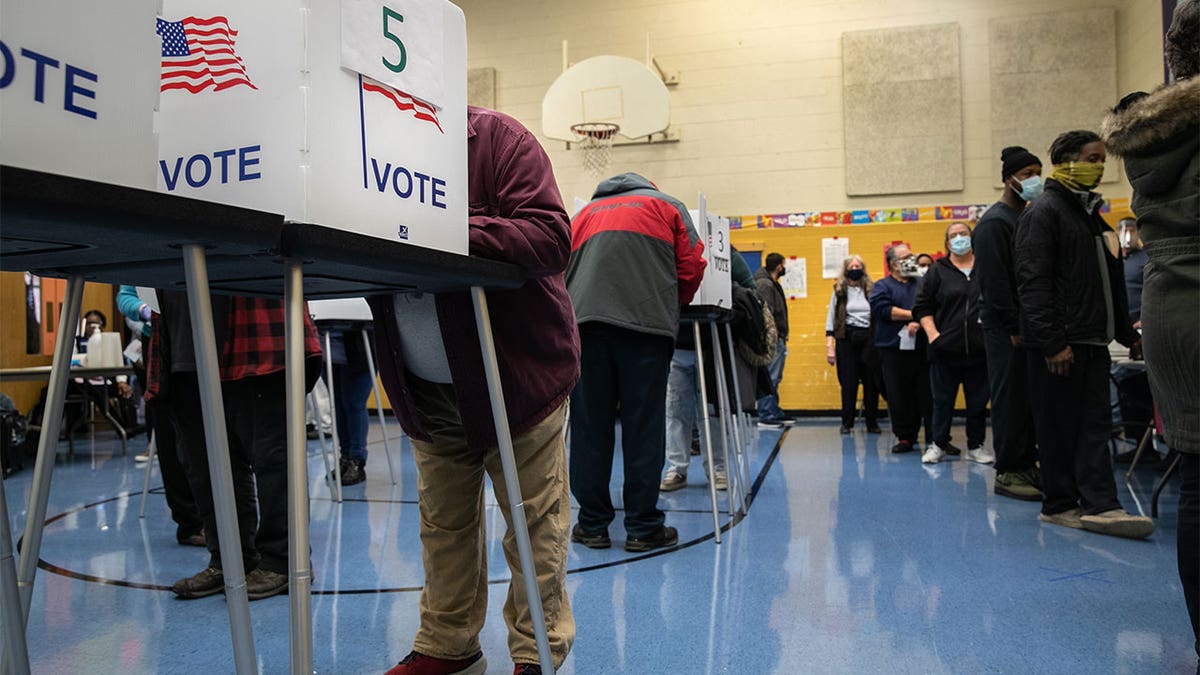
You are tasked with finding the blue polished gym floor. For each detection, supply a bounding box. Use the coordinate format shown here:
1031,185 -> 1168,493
1,419 -> 1195,674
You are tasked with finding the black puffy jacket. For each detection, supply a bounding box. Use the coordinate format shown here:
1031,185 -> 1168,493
1013,179 -> 1138,357
913,256 -> 983,361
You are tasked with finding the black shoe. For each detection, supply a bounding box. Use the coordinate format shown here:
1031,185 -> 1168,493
690,438 -> 701,456
571,523 -> 611,549
172,566 -> 224,599
891,440 -> 915,454
306,424 -> 320,440
514,665 -> 542,675
866,424 -> 882,434
245,567 -> 288,600
626,525 -> 678,552
328,457 -> 351,482
340,460 -> 366,486
943,443 -> 963,456
839,425 -> 852,435
177,530 -> 206,547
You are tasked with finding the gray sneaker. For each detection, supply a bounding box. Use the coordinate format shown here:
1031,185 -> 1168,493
1039,508 -> 1084,529
994,470 -> 1044,501
710,471 -> 728,491
659,469 -> 687,492
1080,509 -> 1155,540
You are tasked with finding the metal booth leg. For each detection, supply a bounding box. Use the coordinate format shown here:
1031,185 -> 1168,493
708,323 -> 738,517
12,273 -> 83,633
138,430 -> 158,518
721,323 -> 751,511
362,329 -> 398,485
323,331 -> 344,503
1,462 -> 32,675
693,320 -> 722,544
181,244 -> 257,675
470,287 -> 555,674
284,261 -> 315,675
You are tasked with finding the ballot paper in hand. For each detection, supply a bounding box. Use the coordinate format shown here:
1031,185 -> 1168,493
899,326 -> 917,351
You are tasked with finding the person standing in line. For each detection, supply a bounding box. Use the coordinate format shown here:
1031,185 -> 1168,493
567,172 -> 705,554
913,222 -> 992,465
116,285 -> 204,547
869,244 -> 934,454
915,253 -> 935,277
371,107 -> 580,675
974,146 -> 1044,500
754,252 -> 792,428
1110,218 -> 1154,462
1013,129 -> 1152,540
824,255 -> 881,435
1102,0 -> 1199,651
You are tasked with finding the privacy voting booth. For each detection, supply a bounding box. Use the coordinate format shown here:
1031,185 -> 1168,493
0,2 -> 556,673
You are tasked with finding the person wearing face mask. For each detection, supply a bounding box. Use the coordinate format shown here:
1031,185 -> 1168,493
913,223 -> 991,465
1013,129 -> 1151,540
825,255 -> 881,435
975,145 -> 1044,500
869,244 -> 934,454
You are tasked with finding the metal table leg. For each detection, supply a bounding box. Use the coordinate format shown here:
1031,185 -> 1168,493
362,330 -> 398,485
284,261 -> 314,675
322,331 -> 344,503
0,463 -> 31,675
470,287 -> 554,674
723,323 -> 751,510
693,320 -> 722,544
13,273 -> 83,628
181,244 -> 257,675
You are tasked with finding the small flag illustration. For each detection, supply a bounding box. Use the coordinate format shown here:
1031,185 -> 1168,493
362,78 -> 443,134
158,16 -> 256,93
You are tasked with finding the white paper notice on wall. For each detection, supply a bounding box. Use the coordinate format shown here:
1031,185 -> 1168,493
340,0 -> 445,109
822,238 -> 850,279
780,258 -> 807,299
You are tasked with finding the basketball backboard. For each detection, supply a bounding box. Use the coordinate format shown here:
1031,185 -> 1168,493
542,55 -> 670,142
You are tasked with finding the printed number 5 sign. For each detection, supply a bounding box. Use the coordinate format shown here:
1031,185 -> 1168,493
340,0 -> 445,109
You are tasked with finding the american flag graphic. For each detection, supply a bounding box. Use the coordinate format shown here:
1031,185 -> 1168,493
157,16 -> 256,93
362,79 -> 443,133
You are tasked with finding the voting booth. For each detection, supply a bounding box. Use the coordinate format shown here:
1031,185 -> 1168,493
689,194 -> 732,309
0,0 -> 160,190
155,0 -> 468,254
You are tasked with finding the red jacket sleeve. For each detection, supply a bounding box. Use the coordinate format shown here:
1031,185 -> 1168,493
673,207 -> 706,305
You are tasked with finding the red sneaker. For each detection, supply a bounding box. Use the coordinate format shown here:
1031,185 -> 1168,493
513,664 -> 543,674
384,650 -> 486,675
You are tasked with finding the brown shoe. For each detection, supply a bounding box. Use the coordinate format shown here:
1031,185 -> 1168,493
172,566 -> 224,599
245,567 -> 288,600
177,531 -> 206,547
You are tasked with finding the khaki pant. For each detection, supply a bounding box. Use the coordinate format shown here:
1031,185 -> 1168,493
407,376 -> 574,667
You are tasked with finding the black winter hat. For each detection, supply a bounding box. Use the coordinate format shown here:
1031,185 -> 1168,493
1000,146 -> 1042,180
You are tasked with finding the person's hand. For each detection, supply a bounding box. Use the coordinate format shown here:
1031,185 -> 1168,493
826,346 -> 836,366
117,382 -> 133,399
1045,346 -> 1074,376
139,304 -> 152,322
1009,335 -> 1022,347
928,330 -> 941,344
1129,339 -> 1144,361
1133,320 -> 1142,330
906,322 -> 920,337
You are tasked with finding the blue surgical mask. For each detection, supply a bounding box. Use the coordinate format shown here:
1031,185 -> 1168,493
1016,176 -> 1043,201
949,235 -> 972,255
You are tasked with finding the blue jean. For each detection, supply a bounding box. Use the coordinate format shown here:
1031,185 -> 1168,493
756,339 -> 787,420
664,350 -> 724,476
333,365 -> 373,463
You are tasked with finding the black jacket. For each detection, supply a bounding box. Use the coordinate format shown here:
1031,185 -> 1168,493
1013,179 -> 1138,357
753,267 -> 788,341
913,256 -> 983,360
973,201 -> 1022,336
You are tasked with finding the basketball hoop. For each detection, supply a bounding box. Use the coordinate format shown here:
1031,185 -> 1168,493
571,122 -> 620,178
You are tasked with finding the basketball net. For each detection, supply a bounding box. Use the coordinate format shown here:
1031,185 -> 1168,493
571,122 -> 620,178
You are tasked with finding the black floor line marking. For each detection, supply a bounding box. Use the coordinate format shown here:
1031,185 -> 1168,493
31,431 -> 788,594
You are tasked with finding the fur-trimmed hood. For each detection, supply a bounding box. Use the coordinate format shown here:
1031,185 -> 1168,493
1102,77 -> 1200,157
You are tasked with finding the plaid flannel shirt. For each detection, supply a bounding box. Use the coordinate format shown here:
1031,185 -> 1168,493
145,296 -> 321,400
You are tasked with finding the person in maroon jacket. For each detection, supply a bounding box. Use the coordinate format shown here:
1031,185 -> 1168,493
565,173 -> 706,554
373,107 -> 579,675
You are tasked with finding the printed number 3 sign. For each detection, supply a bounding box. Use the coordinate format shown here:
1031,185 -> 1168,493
341,0 -> 445,108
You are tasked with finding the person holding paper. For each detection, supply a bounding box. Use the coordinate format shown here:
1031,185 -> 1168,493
869,244 -> 933,454
370,107 -> 579,675
1013,129 -> 1151,540
913,223 -> 992,465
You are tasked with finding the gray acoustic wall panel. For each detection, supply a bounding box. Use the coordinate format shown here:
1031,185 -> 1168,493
468,67 -> 496,109
842,23 -> 963,196
990,9 -> 1117,185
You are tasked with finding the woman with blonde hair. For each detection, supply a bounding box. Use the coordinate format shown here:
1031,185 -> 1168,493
825,254 -> 881,434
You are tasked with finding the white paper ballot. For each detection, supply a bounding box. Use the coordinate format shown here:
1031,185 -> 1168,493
899,326 -> 917,351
